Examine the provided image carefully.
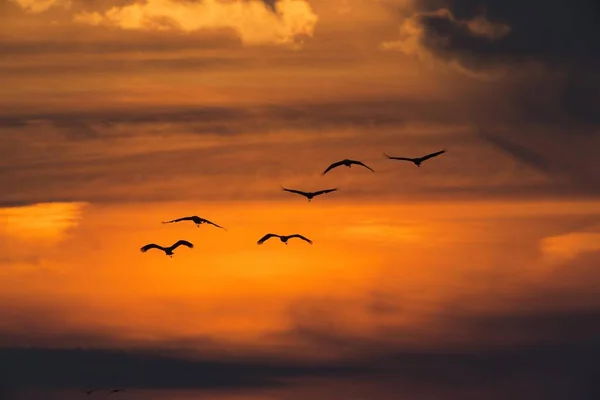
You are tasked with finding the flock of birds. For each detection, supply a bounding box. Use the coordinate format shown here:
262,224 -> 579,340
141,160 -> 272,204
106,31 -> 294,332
83,150 -> 447,394
138,150 -> 447,257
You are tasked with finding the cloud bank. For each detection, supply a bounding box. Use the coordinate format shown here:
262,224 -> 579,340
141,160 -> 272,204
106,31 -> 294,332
72,0 -> 318,47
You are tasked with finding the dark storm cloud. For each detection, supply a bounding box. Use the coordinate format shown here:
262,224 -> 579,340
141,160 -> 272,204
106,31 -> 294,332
0,347 -> 365,392
414,0 -> 600,66
407,0 -> 600,127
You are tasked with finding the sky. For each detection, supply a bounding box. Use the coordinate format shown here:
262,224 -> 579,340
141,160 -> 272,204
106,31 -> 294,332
1,0 -> 599,399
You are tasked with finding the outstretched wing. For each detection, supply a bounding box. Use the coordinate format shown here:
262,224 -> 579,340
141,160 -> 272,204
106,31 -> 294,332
282,187 -> 309,197
384,153 -> 414,162
322,160 -> 345,175
419,149 -> 446,162
351,160 -> 375,172
202,219 -> 227,231
257,233 -> 279,245
162,216 -> 193,224
288,234 -> 313,244
171,240 -> 194,250
313,188 -> 337,196
140,243 -> 164,253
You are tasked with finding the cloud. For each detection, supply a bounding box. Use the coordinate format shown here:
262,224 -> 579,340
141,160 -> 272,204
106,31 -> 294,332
540,230 -> 600,264
3,290 -> 600,398
382,7 -> 510,53
73,0 -> 318,47
382,1 -> 600,126
8,0 -> 70,13
381,7 -> 511,78
396,0 -> 600,68
0,202 -> 86,242
478,127 -> 600,196
479,132 -> 559,178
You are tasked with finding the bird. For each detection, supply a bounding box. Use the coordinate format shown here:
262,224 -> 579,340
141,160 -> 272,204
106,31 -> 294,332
109,389 -> 125,394
162,215 -> 226,230
383,149 -> 446,167
84,390 -> 95,395
140,240 -> 194,257
281,186 -> 338,202
322,159 -> 374,175
257,233 -> 313,245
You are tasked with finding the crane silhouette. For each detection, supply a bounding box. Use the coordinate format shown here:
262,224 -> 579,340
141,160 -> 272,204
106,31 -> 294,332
162,215 -> 226,230
140,240 -> 194,257
384,149 -> 446,167
322,159 -> 374,175
281,187 -> 338,202
257,234 -> 313,245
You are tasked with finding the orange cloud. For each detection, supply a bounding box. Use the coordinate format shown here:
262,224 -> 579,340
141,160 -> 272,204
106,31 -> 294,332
540,230 -> 600,264
73,0 -> 319,47
0,202 -> 86,243
9,0 -> 70,13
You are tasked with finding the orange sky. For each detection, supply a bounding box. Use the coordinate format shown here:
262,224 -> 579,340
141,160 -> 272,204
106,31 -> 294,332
1,0 -> 599,398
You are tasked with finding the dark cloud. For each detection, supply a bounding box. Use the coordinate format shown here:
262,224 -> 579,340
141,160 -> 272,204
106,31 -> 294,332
415,0 -> 600,66
478,127 -> 600,196
406,1 -> 600,127
0,95 -> 466,134
262,0 -> 278,12
480,133 -> 559,178
2,305 -> 600,399
0,347 -> 364,393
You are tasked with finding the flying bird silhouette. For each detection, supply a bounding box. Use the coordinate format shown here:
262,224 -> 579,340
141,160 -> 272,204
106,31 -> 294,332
282,186 -> 338,202
384,149 -> 446,167
84,390 -> 95,395
257,233 -> 313,245
322,159 -> 374,175
109,389 -> 125,394
140,240 -> 193,257
162,215 -> 226,230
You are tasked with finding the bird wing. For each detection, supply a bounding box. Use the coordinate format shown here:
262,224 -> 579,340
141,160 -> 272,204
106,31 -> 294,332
282,187 -> 309,197
140,243 -> 164,253
171,240 -> 194,250
313,188 -> 337,196
288,234 -> 313,244
351,160 -> 375,172
257,233 -> 279,244
419,149 -> 446,162
322,160 -> 345,175
202,219 -> 227,230
162,216 -> 193,224
384,153 -> 414,161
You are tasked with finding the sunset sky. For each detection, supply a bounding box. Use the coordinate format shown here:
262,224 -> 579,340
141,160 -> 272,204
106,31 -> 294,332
1,0 -> 599,399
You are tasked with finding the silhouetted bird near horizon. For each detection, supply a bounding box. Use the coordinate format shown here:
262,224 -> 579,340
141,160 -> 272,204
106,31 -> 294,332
84,390 -> 95,395
257,233 -> 313,245
109,389 -> 124,394
384,149 -> 446,167
282,186 -> 338,202
140,240 -> 193,257
162,215 -> 226,230
322,159 -> 374,175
